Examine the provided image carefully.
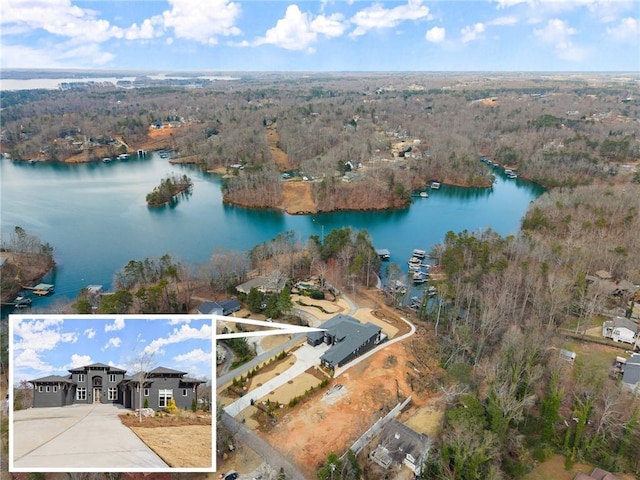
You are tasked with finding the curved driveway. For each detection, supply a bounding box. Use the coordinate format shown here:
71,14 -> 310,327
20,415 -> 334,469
12,403 -> 168,469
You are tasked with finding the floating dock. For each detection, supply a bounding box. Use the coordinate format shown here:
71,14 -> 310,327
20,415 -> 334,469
375,249 -> 391,260
22,283 -> 54,296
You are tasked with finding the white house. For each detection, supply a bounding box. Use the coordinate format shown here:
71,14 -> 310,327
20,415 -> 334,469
602,317 -> 638,345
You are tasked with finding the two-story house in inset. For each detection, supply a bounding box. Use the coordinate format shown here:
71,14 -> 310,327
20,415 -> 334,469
29,362 -> 204,410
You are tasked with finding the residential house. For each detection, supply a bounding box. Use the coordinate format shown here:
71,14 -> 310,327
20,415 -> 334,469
30,363 -> 204,410
307,314 -> 384,369
405,146 -> 423,159
369,419 -> 432,475
236,275 -> 286,295
602,317 -> 638,345
198,298 -> 242,316
621,353 -> 640,393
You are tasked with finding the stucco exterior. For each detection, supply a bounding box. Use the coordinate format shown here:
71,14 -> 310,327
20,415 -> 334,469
30,363 -> 203,410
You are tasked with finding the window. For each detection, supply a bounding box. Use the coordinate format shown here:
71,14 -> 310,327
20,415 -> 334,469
77,374 -> 85,382
53,386 -> 58,392
76,387 -> 87,400
182,389 -> 188,396
144,388 -> 150,397
38,385 -> 43,392
158,389 -> 173,408
109,374 -> 116,383
45,386 -> 50,392
108,388 -> 117,401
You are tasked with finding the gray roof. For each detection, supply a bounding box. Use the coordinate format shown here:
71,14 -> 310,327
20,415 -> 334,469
376,419 -> 431,466
198,298 -> 242,315
236,275 -> 286,294
622,354 -> 640,388
604,317 -> 639,333
30,375 -> 75,384
314,314 -> 381,367
68,362 -> 126,373
148,366 -> 187,376
181,376 -> 205,384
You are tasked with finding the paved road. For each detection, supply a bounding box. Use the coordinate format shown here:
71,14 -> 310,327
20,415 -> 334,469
12,403 -> 168,469
221,412 -> 305,480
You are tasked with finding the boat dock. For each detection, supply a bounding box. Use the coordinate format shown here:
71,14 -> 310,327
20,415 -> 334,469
21,283 -> 54,296
375,248 -> 391,260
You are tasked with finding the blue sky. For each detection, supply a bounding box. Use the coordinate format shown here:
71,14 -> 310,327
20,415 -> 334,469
11,316 -> 213,384
0,0 -> 638,71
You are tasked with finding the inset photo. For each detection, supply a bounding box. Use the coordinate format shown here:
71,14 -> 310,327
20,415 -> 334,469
9,315 -> 214,472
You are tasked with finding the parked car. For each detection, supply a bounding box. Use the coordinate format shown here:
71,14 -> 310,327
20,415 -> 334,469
224,472 -> 239,480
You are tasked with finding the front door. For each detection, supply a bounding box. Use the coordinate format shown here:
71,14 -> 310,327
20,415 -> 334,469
93,388 -> 101,403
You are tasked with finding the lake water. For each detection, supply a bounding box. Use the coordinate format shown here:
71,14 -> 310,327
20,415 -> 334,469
0,154 -> 544,309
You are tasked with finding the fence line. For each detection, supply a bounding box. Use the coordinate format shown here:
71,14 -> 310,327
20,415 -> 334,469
345,396 -> 412,457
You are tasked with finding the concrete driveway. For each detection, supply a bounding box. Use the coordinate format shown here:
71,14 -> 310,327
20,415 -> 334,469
223,342 -> 329,417
12,403 -> 168,469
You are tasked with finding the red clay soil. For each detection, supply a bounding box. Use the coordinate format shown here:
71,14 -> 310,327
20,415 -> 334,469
261,340 -> 433,477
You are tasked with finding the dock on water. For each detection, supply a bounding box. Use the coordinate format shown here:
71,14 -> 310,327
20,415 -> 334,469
22,283 -> 54,296
375,248 -> 391,260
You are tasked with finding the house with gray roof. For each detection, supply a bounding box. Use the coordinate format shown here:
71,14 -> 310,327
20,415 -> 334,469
602,317 -> 639,345
369,419 -> 432,475
30,362 -> 204,410
307,314 -> 384,369
622,353 -> 640,394
236,275 -> 286,295
198,298 -> 242,316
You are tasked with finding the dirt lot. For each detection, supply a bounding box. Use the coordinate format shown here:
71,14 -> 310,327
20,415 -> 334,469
261,339 -> 435,477
120,411 -> 212,468
281,182 -> 316,214
266,127 -> 290,172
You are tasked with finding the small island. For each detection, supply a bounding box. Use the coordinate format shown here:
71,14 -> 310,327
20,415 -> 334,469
146,173 -> 193,207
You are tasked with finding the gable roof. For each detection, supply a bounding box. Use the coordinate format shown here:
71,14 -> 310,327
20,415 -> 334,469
603,317 -> 638,333
373,419 -> 431,468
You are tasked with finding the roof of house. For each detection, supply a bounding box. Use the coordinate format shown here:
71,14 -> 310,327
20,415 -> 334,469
148,366 -> 187,376
603,317 -> 639,333
198,298 -> 242,315
236,275 -> 286,294
622,355 -> 640,388
181,376 -> 205,384
30,375 -> 75,384
590,468 -> 620,480
376,419 -> 431,466
68,362 -> 126,373
313,314 -> 381,367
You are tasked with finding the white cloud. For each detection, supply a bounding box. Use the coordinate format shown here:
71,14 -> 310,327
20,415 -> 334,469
105,318 -> 125,332
534,18 -> 585,61
69,354 -> 92,369
493,0 -> 530,8
425,26 -> 445,43
461,23 -> 486,43
162,0 -> 241,45
488,16 -> 519,26
606,17 -> 638,43
173,348 -> 211,364
254,5 -> 316,51
311,13 -> 348,38
84,328 -> 96,339
350,0 -> 431,37
144,323 -> 212,355
13,318 -> 77,352
103,337 -> 122,350
169,318 -> 192,325
0,42 -> 115,68
14,348 -> 54,373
